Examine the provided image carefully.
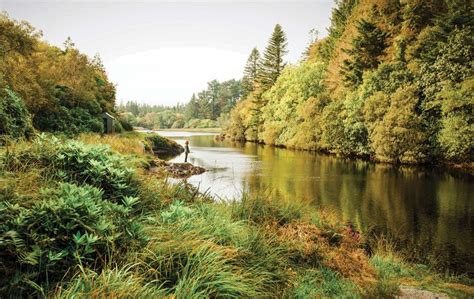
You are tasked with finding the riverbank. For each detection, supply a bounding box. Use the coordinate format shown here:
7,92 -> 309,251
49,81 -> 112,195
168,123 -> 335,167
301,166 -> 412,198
0,133 -> 473,297
219,133 -> 474,174
135,127 -> 222,133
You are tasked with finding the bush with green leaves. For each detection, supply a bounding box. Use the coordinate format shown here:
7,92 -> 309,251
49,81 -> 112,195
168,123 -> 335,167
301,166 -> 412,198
0,183 -> 146,296
185,118 -> 219,128
437,78 -> 474,161
4,134 -> 141,203
0,87 -> 35,141
118,115 -> 134,131
34,107 -> 103,136
144,133 -> 184,157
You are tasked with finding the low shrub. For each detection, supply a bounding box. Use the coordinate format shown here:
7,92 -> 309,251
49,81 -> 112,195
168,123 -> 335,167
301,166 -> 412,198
3,134 -> 141,204
118,115 -> 134,131
144,133 -> 184,157
0,183 -> 146,297
0,87 -> 35,141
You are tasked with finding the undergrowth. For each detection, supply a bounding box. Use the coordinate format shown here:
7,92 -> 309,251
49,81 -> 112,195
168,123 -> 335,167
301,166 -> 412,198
0,133 -> 472,298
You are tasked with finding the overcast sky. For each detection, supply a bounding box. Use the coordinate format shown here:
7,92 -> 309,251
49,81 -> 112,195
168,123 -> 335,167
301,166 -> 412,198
1,0 -> 334,106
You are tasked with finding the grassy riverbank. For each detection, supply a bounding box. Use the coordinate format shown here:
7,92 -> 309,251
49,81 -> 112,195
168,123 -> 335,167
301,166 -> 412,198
1,133 -> 473,298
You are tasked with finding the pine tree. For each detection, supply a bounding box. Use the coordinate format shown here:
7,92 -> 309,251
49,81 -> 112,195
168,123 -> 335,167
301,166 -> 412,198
242,48 -> 260,97
341,19 -> 388,87
185,94 -> 199,120
258,24 -> 288,91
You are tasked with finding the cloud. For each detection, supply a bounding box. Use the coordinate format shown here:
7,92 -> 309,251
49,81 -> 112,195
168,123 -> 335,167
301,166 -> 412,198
105,47 -> 247,105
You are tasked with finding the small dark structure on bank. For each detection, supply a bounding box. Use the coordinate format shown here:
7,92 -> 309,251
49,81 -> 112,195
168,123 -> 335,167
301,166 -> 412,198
102,112 -> 115,134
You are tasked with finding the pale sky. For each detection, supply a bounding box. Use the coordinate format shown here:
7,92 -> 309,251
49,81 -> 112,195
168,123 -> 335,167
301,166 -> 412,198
1,0 -> 334,106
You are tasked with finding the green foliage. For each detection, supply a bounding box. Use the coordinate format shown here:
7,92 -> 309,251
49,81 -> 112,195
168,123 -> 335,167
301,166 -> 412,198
4,135 -> 141,203
320,100 -> 346,152
0,135 -> 471,297
0,88 -> 35,141
0,183 -> 145,296
289,268 -> 359,298
141,237 -> 264,298
371,86 -> 427,163
0,12 -> 38,57
418,26 -> 473,102
53,266 -> 167,298
144,133 -> 184,157
118,79 -> 241,129
138,200 -> 292,297
226,0 -> 473,165
0,14 -> 116,136
185,118 -> 218,129
342,19 -> 389,87
258,24 -> 288,91
35,106 -> 103,135
315,0 -> 357,62
171,118 -> 185,128
260,62 -> 327,147
437,78 -> 474,161
231,193 -> 303,225
242,47 -> 260,97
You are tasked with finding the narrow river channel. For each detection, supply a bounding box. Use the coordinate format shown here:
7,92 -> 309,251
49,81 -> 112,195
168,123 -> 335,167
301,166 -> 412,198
158,130 -> 474,276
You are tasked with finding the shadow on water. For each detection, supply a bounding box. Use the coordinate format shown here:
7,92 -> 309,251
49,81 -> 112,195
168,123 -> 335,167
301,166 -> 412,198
158,131 -> 474,276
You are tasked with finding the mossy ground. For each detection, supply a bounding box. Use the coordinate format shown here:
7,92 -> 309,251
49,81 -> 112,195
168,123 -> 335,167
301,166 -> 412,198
0,133 -> 472,298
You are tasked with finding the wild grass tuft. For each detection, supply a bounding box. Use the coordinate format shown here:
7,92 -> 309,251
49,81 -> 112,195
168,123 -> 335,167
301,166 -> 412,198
288,268 -> 359,298
230,192 -> 305,225
53,265 -> 168,298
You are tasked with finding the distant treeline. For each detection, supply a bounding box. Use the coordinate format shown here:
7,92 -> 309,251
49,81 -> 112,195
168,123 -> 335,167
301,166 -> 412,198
117,79 -> 241,129
0,13 -> 131,139
225,0 -> 473,164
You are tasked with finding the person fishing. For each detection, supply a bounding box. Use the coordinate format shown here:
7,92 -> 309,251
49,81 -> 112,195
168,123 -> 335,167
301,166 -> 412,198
184,140 -> 190,162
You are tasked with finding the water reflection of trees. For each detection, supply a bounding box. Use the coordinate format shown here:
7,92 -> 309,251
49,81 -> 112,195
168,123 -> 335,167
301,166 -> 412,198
242,144 -> 473,274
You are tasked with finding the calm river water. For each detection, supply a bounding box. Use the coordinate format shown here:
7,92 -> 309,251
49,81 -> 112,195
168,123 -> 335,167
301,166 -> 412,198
158,130 -> 474,275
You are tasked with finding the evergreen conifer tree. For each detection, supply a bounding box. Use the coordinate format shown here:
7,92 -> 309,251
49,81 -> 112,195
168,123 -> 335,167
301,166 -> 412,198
258,24 -> 288,91
242,48 -> 260,97
341,19 -> 388,86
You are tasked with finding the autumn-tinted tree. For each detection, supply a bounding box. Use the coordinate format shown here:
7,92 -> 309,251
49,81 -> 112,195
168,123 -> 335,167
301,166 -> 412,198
225,0 -> 473,165
0,14 -> 117,135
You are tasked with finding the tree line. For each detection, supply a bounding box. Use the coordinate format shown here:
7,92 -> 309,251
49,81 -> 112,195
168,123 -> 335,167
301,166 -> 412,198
117,79 -> 241,129
225,0 -> 473,165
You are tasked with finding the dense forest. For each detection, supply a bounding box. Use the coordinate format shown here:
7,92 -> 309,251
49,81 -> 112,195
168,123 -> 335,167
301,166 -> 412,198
225,0 -> 473,165
0,13 -> 134,138
118,79 -> 241,129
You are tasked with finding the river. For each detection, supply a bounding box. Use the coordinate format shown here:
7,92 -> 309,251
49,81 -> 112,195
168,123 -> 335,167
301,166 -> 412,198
158,130 -> 474,276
